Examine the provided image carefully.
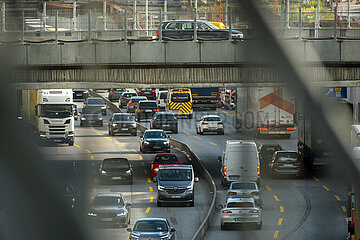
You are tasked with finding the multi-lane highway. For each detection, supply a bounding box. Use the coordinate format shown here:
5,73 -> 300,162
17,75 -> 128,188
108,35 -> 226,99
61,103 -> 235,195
39,94 -> 348,240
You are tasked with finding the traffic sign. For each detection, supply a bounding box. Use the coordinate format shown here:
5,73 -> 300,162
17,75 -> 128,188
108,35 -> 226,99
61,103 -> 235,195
320,87 -> 347,98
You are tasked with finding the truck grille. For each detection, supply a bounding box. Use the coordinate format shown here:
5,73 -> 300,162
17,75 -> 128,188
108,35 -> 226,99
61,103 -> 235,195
165,188 -> 187,194
49,125 -> 65,135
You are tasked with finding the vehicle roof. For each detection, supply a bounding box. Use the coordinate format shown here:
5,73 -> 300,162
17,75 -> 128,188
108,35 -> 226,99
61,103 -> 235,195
144,129 -> 166,133
136,218 -> 167,222
226,140 -> 256,146
131,96 -> 147,99
159,164 -> 192,169
230,180 -> 257,185
159,90 -> 168,93
156,112 -> 175,115
95,193 -> 123,198
163,20 -> 211,23
103,158 -> 129,163
139,100 -> 157,103
201,115 -> 221,118
113,113 -> 131,115
155,153 -> 177,157
226,197 -> 255,203
275,151 -> 298,154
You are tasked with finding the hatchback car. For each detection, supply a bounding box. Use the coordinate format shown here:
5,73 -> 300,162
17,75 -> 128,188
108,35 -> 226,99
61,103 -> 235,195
80,107 -> 103,127
119,92 -> 138,108
99,158 -> 133,184
84,97 -> 107,116
137,88 -> 156,100
196,115 -> 224,135
161,20 -> 244,40
135,100 -> 159,122
108,88 -> 126,101
220,197 -> 262,230
150,112 -> 178,133
108,113 -> 137,136
88,193 -> 131,227
258,144 -> 283,173
227,181 -> 262,207
269,151 -> 303,178
127,218 -> 176,240
149,153 -> 183,181
127,96 -> 148,113
72,89 -> 89,101
140,129 -> 170,153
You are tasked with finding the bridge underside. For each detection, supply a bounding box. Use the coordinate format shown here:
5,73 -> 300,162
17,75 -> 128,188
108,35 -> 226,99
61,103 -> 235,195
11,62 -> 360,89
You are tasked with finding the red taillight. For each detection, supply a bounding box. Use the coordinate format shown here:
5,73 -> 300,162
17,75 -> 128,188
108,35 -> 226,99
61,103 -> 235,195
110,92 -> 115,94
129,102 -> 134,105
215,100 -> 218,103
222,210 -> 232,213
155,109 -> 159,112
257,165 -> 260,176
223,166 -> 227,177
157,29 -> 159,36
259,155 -> 263,159
202,122 -> 208,125
274,162 -> 282,166
249,210 -> 259,213
251,191 -> 260,196
137,109 -> 141,112
287,127 -> 295,131
228,192 -> 237,196
258,128 -> 268,131
295,162 -> 302,166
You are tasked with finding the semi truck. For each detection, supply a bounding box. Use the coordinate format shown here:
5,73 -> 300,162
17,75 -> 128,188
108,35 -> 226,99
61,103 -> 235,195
190,87 -> 219,110
235,87 -> 296,138
33,89 -> 75,146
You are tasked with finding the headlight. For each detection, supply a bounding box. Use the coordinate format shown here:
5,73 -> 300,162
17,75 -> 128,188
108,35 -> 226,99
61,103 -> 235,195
101,170 -> 106,174
158,185 -> 165,191
116,212 -> 126,216
163,141 -> 170,145
130,233 -> 140,239
186,185 -> 192,190
81,117 -> 86,120
98,117 -> 103,121
101,106 -> 106,109
72,198 -> 75,203
160,233 -> 171,239
131,123 -> 137,127
144,141 -> 149,145
154,168 -> 159,172
112,123 -> 118,127
88,212 -> 97,216
125,170 -> 131,175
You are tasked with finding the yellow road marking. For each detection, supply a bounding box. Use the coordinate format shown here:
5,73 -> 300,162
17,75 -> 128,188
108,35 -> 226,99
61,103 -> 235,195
313,176 -> 320,182
273,230 -> 279,239
322,185 -> 330,191
342,206 -> 347,213
218,109 -> 234,117
117,142 -> 125,147
346,218 -> 348,224
313,162 -> 328,166
147,178 -> 151,183
96,132 -> 102,136
194,136 -> 201,140
209,142 -> 217,146
105,137 -> 112,141
273,195 -> 280,201
184,131 -> 191,135
145,207 -> 151,213
150,197 -> 154,202
278,218 -> 283,226
85,149 -> 91,154
231,112 -> 235,117
90,156 -> 94,160
131,149 -> 137,153
74,144 -> 80,148
280,206 -> 284,212
139,155 -> 143,160
225,131 -> 232,134
149,186 -> 153,192
334,195 -> 341,201
265,185 -> 272,191
91,127 -> 95,131
92,187 -> 96,193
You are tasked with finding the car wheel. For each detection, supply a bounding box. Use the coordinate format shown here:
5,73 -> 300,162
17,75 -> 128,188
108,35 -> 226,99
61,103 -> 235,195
188,114 -> 193,119
199,130 -> 203,135
220,130 -> 224,135
189,201 -> 194,207
69,141 -> 74,146
110,129 -> 114,136
220,223 -> 226,230
157,201 -> 162,207
132,131 -> 137,136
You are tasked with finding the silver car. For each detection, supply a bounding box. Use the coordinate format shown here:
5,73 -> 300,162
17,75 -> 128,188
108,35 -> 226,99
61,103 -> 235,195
220,197 -> 262,230
227,181 -> 262,207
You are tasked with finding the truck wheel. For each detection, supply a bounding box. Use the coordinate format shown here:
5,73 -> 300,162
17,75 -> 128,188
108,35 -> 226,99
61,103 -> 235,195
80,122 -> 84,127
69,141 -> 74,146
188,114 -> 193,119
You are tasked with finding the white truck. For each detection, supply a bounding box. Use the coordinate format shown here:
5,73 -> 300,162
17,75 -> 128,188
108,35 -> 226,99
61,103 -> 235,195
34,89 -> 75,146
235,87 -> 296,138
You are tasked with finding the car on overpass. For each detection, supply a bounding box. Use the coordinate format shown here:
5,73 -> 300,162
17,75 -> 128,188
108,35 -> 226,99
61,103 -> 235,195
140,129 -> 170,153
160,20 -> 244,40
99,158 -> 133,185
127,218 -> 176,240
108,113 -> 137,136
149,153 -> 183,181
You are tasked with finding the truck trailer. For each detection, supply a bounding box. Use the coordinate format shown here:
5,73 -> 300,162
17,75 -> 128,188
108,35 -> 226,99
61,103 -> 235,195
190,87 -> 219,110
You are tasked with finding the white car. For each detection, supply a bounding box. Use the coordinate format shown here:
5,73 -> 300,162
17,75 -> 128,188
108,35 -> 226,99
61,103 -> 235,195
227,181 -> 262,207
196,115 -> 224,135
157,90 -> 168,110
220,197 -> 262,230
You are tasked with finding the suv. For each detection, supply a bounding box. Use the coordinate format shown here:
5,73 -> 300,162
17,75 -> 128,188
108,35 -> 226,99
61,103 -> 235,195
135,100 -> 159,122
80,107 -> 103,127
156,165 -> 199,207
269,151 -> 303,178
258,144 -> 283,174
108,88 -> 126,101
108,113 -> 137,136
84,97 -> 107,116
127,218 -> 176,240
150,112 -> 178,133
127,96 -> 147,113
119,92 -> 138,108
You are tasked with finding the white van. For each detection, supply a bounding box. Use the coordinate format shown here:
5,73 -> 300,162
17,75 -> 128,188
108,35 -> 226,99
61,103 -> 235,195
218,140 -> 260,187
157,90 -> 168,110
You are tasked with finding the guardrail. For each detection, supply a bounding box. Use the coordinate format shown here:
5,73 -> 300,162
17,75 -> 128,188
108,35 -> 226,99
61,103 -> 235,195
89,89 -> 217,240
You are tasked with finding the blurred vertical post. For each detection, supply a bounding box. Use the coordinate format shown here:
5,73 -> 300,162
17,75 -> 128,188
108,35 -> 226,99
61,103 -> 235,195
228,8 -> 232,40
133,0 -> 137,38
347,0 -> 351,28
298,7 -> 302,40
285,0 -> 289,28
55,10 -> 58,44
315,0 -> 320,38
334,6 -> 337,39
164,0 -> 167,21
224,0 -> 228,28
193,8 -> 197,41
88,10 -> 91,41
73,2 -> 77,30
159,9 -> 162,41
103,1 -> 107,30
21,11 -> 24,43
2,2 -> 5,31
42,2 -> 46,36
124,9 -> 127,41
146,0 -> 148,36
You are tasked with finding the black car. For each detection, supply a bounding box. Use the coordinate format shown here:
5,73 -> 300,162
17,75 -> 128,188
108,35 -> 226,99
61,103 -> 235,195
258,144 -> 283,173
99,158 -> 133,184
128,218 -> 176,240
63,184 -> 77,209
269,151 -> 303,179
150,112 -> 178,133
84,97 -> 107,116
108,113 -> 137,136
119,92 -> 138,108
80,107 -> 103,127
140,129 -> 170,153
135,100 -> 159,122
108,88 -> 126,101
88,193 -> 131,227
127,96 -> 147,113
160,20 -> 244,40
72,89 -> 89,101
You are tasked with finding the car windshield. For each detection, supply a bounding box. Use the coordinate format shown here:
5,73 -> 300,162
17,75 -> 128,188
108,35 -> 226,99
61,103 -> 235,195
87,98 -> 104,105
154,155 -> 179,164
113,114 -> 133,121
103,160 -> 129,169
171,93 -> 190,102
140,88 -> 153,91
82,107 -> 101,114
231,183 -> 257,190
139,102 -> 157,108
277,153 -> 298,161
203,117 -> 221,121
144,131 -> 167,138
131,97 -> 147,103
227,202 -> 254,208
159,92 -> 167,99
133,220 -> 168,232
262,146 -> 282,154
92,196 -> 124,206
39,104 -> 73,118
156,114 -> 176,120
158,169 -> 192,181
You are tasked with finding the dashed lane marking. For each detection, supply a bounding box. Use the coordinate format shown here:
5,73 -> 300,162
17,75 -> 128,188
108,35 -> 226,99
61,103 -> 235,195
342,206 -> 347,213
105,137 -> 112,141
273,230 -> 279,239
322,185 -> 330,191
334,195 -> 341,201
74,144 -> 80,148
139,155 -> 143,160
85,149 -> 91,154
147,178 -> 151,183
346,218 -> 348,224
90,156 -> 94,160
131,149 -> 137,153
218,109 -> 234,117
193,136 -> 201,140
96,132 -> 102,136
150,197 -> 154,202
280,206 -> 284,212
265,185 -> 272,191
313,176 -> 320,182
273,195 -> 279,201
149,187 -> 153,192
278,218 -> 283,226
145,207 -> 151,213
209,142 -> 217,146
91,128 -> 95,131
184,131 -> 191,135
117,143 -> 126,147
225,131 -> 232,134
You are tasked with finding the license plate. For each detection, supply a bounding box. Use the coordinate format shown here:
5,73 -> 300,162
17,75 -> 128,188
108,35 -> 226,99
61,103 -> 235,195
122,128 -> 128,130
170,195 -> 181,198
163,124 -> 170,127
54,139 -> 62,142
153,146 -> 161,149
112,177 -> 122,180
145,110 -> 152,112
101,218 -> 112,222
284,164 -> 293,167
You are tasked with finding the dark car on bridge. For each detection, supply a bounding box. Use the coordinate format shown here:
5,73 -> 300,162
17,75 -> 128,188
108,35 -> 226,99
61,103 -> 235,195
108,113 -> 137,136
72,89 -> 89,101
80,107 -> 103,127
127,218 -> 176,240
150,112 -> 178,133
99,158 -> 133,185
108,88 -> 126,101
160,20 -> 244,40
258,144 -> 283,174
84,97 -> 107,116
140,129 -> 170,153
135,100 -> 159,122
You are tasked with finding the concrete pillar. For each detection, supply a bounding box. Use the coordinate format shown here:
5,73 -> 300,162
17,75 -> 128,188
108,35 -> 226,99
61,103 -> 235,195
73,1 -> 77,31
145,0 -> 148,36
103,1 -> 107,30
2,2 -> 5,31
21,90 -> 38,123
285,0 -> 290,28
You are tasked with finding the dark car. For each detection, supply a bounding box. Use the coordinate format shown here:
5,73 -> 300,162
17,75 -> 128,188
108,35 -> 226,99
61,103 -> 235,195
258,144 -> 283,173
128,218 -> 176,240
72,89 -> 89,101
88,193 -> 131,227
84,97 -> 107,116
108,88 -> 126,101
140,129 -> 170,153
80,107 -> 103,127
150,112 -> 178,133
99,158 -> 133,184
127,96 -> 147,113
160,20 -> 244,40
119,92 -> 138,108
108,113 -> 137,136
63,184 -> 77,209
137,88 -> 156,100
269,151 -> 303,178
135,100 -> 159,122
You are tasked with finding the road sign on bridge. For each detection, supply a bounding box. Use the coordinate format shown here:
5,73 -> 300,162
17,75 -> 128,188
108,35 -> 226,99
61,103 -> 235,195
320,87 -> 347,98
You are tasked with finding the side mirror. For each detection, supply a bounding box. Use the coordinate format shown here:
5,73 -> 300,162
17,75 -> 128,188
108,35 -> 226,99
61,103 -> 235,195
218,204 -> 224,209
194,177 -> 199,182
126,203 -> 132,207
217,156 -> 221,162
126,228 -> 132,232
170,227 -> 176,232
168,135 -> 171,139
152,177 -> 157,182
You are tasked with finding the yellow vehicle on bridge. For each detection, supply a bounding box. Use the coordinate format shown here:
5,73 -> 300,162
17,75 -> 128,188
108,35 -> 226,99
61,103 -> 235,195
166,88 -> 193,119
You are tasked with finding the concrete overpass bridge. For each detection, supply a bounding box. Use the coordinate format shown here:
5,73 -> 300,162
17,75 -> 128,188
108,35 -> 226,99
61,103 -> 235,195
5,39 -> 360,89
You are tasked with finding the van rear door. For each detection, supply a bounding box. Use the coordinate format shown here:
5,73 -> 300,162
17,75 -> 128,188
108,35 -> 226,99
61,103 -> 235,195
226,146 -> 258,181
